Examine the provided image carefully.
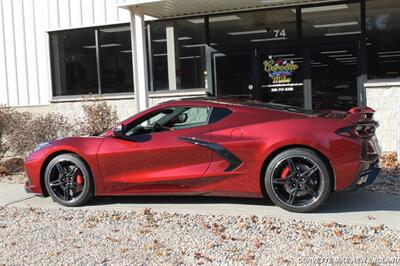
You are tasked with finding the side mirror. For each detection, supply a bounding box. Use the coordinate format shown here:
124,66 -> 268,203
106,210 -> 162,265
112,124 -> 125,138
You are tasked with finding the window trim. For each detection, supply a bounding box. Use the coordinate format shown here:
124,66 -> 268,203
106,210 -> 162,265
49,23 -> 132,99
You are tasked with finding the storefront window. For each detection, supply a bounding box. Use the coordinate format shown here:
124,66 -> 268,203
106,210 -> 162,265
50,28 -> 98,96
148,18 -> 207,91
302,3 -> 361,38
366,0 -> 400,79
50,24 -> 134,97
311,46 -> 358,110
99,26 -> 133,94
209,9 -> 297,45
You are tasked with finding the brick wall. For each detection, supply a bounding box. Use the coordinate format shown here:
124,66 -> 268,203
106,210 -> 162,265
366,81 -> 400,152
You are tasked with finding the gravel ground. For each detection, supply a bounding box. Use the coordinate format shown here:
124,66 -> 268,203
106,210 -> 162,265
0,207 -> 399,265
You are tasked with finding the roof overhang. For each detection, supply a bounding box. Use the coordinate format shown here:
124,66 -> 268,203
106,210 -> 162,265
119,0 -> 343,20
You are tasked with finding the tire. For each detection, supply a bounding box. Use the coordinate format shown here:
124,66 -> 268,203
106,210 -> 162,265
44,153 -> 94,207
264,148 -> 331,213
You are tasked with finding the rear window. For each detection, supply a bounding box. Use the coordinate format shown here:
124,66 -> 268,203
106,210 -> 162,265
209,107 -> 232,123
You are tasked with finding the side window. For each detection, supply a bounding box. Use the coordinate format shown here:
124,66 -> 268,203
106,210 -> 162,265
172,107 -> 211,130
124,106 -> 211,136
208,107 -> 232,123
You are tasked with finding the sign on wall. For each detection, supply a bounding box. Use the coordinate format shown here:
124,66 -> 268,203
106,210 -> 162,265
263,56 -> 299,84
262,56 -> 302,92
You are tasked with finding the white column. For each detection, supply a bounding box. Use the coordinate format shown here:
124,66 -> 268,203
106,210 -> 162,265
398,104 -> 400,162
166,26 -> 177,90
130,6 -> 149,112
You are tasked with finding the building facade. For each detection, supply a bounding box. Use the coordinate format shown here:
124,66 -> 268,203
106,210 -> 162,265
0,0 -> 399,151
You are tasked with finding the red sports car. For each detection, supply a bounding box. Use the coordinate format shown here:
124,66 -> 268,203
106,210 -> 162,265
24,98 -> 381,212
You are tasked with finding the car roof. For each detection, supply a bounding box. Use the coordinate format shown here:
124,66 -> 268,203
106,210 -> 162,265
164,96 -> 317,115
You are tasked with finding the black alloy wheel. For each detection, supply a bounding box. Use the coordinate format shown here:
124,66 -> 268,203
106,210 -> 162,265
264,148 -> 331,213
44,153 -> 94,207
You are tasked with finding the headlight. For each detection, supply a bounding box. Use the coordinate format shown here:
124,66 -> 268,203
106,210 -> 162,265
33,142 -> 51,152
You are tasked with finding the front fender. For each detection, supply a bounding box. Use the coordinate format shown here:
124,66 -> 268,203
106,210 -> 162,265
24,137 -> 107,195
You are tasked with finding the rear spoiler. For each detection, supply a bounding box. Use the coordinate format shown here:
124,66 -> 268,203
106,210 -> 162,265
346,106 -> 376,123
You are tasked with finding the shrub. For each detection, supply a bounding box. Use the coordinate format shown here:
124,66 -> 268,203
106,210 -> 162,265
0,105 -> 19,159
0,100 -> 119,161
0,163 -> 6,175
9,112 -> 72,157
0,157 -> 25,174
76,100 -> 118,136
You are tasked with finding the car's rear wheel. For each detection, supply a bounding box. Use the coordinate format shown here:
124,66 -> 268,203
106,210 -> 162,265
44,153 -> 94,207
264,148 -> 331,213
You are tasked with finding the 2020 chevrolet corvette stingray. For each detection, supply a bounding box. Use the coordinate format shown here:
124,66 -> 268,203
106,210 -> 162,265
25,98 -> 381,212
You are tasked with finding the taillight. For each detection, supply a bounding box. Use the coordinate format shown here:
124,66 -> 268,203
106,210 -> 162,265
336,124 -> 377,138
355,124 -> 376,137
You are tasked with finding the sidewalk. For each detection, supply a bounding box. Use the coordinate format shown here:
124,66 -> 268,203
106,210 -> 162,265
1,183 -> 399,230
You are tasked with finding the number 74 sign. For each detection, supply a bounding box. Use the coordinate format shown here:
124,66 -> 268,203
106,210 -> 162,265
273,29 -> 287,38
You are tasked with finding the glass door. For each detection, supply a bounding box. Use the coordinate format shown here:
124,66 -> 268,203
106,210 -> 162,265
257,49 -> 305,107
213,51 -> 255,98
310,45 -> 358,110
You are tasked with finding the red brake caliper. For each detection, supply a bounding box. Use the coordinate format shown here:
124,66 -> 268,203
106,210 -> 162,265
76,172 -> 83,190
281,166 -> 290,180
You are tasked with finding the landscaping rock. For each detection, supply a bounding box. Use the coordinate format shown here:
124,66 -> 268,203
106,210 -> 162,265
0,207 -> 399,265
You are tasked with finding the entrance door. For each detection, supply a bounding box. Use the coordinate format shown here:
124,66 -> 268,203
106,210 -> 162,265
213,51 -> 255,98
257,49 -> 305,107
310,45 -> 358,110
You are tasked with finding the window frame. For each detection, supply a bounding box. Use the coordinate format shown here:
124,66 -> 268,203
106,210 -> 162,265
49,23 -> 133,99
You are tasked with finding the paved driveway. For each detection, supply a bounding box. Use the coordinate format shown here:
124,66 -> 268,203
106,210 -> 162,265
1,183 -> 399,230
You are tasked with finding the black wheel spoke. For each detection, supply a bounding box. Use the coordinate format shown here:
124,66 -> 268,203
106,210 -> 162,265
272,178 -> 290,185
300,165 -> 318,179
56,163 -> 65,175
49,179 -> 62,187
287,158 -> 297,174
304,184 -> 318,197
69,165 -> 79,176
287,187 -> 299,205
70,183 -> 79,192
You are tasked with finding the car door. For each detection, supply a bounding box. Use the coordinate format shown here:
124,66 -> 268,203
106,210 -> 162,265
97,105 -> 213,194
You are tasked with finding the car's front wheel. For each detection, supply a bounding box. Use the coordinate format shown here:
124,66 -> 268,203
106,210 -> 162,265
264,148 -> 331,213
44,153 -> 94,207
